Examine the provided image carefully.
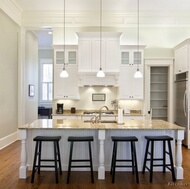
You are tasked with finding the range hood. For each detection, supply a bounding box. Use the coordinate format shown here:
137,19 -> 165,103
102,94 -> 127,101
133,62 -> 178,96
78,74 -> 119,87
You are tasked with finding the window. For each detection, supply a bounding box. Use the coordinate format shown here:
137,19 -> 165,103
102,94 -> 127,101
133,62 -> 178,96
40,60 -> 53,102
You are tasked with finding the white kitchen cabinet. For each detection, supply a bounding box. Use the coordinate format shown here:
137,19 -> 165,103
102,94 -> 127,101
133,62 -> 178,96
53,66 -> 79,99
121,50 -> 143,66
118,66 -> 143,99
174,44 -> 188,74
77,32 -> 121,73
120,45 -> 145,67
54,48 -> 77,65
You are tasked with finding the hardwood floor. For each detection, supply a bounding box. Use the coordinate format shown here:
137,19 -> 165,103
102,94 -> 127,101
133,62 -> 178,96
1,141 -> 190,189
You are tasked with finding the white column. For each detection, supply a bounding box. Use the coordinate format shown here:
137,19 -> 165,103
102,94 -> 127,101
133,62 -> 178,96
19,129 -> 28,179
175,130 -> 184,179
98,129 -> 105,180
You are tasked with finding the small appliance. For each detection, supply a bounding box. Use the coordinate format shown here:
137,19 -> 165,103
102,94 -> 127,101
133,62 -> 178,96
57,103 -> 63,114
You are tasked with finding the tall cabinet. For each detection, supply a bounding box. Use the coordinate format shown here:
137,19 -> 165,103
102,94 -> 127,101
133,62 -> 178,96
53,46 -> 79,100
118,45 -> 145,100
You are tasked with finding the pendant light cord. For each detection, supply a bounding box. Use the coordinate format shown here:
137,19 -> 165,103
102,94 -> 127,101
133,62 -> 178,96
100,0 -> 102,69
137,0 -> 139,69
63,0 -> 66,69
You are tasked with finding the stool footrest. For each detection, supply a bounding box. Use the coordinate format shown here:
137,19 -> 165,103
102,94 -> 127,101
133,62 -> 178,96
71,165 -> 91,168
71,159 -> 91,162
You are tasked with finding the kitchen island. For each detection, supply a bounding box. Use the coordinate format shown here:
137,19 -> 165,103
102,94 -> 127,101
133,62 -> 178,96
18,119 -> 184,180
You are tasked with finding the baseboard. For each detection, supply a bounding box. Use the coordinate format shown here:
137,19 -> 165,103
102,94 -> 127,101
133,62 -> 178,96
0,131 -> 19,150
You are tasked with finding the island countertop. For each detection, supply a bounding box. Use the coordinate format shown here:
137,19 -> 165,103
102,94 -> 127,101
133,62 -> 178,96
19,119 -> 184,130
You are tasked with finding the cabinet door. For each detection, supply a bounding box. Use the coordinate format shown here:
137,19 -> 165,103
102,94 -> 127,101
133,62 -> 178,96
118,68 -> 132,99
54,49 -> 77,65
91,39 -> 106,72
175,45 -> 188,74
131,67 -> 144,99
54,66 -> 79,99
121,50 -> 143,66
105,39 -> 119,72
118,67 -> 143,99
78,39 -> 92,72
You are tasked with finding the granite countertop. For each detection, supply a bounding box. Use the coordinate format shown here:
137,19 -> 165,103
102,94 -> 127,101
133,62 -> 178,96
19,119 -> 184,130
52,110 -> 143,116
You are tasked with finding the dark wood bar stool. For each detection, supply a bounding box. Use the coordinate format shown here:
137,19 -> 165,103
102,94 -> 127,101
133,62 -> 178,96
67,136 -> 94,184
142,135 -> 176,182
31,136 -> 62,183
110,136 -> 139,183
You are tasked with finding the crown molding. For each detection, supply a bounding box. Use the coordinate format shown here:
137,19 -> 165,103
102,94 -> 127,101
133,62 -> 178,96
21,10 -> 190,29
0,0 -> 22,26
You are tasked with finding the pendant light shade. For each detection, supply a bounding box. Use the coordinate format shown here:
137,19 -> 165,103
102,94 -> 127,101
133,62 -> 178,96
134,68 -> 142,78
60,0 -> 69,78
97,0 -> 105,78
96,67 -> 105,77
60,68 -> 68,77
134,0 -> 142,79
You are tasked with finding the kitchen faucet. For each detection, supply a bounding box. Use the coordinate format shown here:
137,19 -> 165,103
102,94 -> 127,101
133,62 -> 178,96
99,106 -> 109,121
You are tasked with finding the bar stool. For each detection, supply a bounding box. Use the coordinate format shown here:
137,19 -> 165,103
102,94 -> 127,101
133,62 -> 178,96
67,136 -> 94,184
110,136 -> 139,183
142,135 -> 176,182
31,136 -> 62,183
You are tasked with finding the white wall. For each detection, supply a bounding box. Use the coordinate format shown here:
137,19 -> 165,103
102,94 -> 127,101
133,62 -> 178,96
0,10 -> 19,140
25,31 -> 38,123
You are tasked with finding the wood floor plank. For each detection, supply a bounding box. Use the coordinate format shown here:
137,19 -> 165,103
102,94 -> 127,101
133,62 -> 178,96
0,141 -> 190,189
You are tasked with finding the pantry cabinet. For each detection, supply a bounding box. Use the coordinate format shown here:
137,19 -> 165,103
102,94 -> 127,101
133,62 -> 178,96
77,32 -> 121,73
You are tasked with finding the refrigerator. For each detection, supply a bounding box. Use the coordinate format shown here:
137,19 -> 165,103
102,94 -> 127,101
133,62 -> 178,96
175,73 -> 188,146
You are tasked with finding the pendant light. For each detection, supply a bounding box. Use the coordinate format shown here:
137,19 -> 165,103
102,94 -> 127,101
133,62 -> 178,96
97,0 -> 105,78
134,0 -> 142,78
60,0 -> 69,78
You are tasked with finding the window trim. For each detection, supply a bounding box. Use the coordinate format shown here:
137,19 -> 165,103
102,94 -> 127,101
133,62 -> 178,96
39,59 -> 53,104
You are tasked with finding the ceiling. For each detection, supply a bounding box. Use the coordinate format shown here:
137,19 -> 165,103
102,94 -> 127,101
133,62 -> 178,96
12,0 -> 190,48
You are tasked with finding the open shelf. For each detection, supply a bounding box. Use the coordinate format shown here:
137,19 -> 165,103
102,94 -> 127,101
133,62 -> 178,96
150,67 -> 168,121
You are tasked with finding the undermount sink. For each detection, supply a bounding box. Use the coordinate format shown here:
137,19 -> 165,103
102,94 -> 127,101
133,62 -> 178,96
84,120 -> 117,123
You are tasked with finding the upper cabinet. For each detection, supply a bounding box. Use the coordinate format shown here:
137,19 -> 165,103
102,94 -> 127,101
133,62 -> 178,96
120,45 -> 145,66
173,41 -> 189,74
77,32 -> 122,73
54,45 -> 77,65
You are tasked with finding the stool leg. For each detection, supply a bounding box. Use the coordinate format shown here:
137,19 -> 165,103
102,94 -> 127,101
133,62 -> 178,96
131,141 -> 135,174
112,141 -> 117,183
88,141 -> 94,183
163,140 -> 166,173
132,141 -> 139,183
150,141 -> 154,182
167,140 -> 176,181
38,141 -> 42,174
67,141 -> 74,184
54,141 -> 58,183
142,140 -> 150,173
31,141 -> 39,183
110,141 -> 116,175
56,141 -> 62,175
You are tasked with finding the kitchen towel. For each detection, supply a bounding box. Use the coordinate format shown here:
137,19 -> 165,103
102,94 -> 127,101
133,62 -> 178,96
117,109 -> 123,124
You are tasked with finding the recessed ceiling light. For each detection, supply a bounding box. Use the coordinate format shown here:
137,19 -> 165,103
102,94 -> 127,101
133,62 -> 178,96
48,31 -> 52,35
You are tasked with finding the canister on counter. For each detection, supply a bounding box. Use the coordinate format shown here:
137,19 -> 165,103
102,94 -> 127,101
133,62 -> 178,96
71,107 -> 76,113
